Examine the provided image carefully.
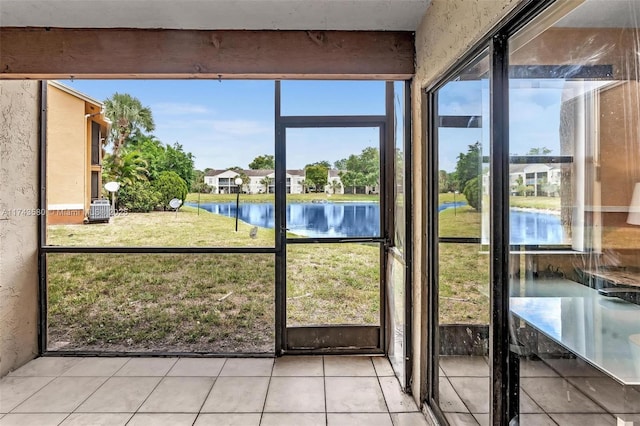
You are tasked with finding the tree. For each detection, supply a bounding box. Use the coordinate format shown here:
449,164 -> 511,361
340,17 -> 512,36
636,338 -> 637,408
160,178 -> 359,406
153,171 -> 188,209
305,163 -> 329,192
248,154 -> 275,170
118,180 -> 160,212
334,158 -> 347,170
454,141 -> 481,191
103,149 -> 148,187
161,142 -> 194,187
337,147 -> 380,194
527,147 -> 552,155
259,176 -> 273,193
104,93 -> 155,162
328,180 -> 342,194
439,170 -> 454,193
463,176 -> 481,211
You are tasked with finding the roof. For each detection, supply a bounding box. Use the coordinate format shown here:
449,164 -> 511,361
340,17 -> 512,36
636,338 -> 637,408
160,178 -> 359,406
48,80 -> 104,109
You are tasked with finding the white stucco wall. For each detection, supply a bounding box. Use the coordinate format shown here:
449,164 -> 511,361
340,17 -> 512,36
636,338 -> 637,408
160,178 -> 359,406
0,80 -> 40,376
412,0 -> 522,404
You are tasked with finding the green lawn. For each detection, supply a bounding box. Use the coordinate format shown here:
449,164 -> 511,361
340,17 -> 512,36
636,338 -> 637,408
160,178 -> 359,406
47,207 -> 380,351
47,196 -> 494,352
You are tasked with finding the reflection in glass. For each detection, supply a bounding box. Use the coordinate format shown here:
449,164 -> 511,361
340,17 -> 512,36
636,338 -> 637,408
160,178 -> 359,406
508,0 -> 640,423
435,49 -> 491,421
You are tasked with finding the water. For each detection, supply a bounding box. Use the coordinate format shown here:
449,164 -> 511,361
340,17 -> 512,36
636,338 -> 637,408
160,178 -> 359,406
190,201 -> 565,243
509,210 -> 564,245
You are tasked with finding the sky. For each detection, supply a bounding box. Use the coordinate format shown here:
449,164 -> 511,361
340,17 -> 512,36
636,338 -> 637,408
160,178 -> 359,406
61,79 -> 390,170
61,78 -> 598,173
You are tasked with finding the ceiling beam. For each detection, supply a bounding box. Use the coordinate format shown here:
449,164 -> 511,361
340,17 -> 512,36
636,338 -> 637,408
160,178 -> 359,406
0,28 -> 414,79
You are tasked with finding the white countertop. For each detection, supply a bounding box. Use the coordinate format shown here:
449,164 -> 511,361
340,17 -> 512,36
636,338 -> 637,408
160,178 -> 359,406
510,279 -> 640,385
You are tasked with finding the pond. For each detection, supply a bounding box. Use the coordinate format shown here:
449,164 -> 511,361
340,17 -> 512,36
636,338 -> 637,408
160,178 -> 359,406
190,202 -> 565,243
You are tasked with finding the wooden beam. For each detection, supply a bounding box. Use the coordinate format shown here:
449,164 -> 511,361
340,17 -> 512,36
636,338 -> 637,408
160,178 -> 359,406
0,28 -> 414,79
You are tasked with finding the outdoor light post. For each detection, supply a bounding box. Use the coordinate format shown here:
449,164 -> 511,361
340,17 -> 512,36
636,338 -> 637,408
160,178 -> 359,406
454,190 -> 459,216
235,177 -> 243,232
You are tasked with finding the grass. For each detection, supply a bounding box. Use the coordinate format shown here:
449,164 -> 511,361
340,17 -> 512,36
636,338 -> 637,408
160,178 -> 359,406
47,195 -> 495,352
509,196 -> 560,211
47,206 -> 275,247
47,207 -> 380,351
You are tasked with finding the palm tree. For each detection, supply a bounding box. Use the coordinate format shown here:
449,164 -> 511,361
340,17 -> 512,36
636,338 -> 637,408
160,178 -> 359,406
104,93 -> 155,163
259,176 -> 273,193
103,149 -> 149,187
328,180 -> 342,194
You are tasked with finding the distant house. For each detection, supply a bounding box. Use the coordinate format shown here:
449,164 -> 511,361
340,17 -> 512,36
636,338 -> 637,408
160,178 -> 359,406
204,168 -> 344,194
482,163 -> 562,197
46,81 -> 111,224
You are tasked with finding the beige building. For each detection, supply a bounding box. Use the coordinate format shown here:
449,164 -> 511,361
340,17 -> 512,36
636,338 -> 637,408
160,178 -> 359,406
46,81 -> 110,224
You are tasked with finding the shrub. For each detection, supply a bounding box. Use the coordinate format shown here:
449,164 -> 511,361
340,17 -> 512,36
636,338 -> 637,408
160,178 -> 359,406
117,180 -> 160,212
463,176 -> 481,211
153,171 -> 188,209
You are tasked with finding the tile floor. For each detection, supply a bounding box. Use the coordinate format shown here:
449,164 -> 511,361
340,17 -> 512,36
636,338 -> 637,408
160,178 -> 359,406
438,356 -> 640,426
0,356 -> 429,426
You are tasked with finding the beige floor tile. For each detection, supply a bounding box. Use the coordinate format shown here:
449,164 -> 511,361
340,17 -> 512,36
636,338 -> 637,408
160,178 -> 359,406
390,412 -> 430,426
448,377 -> 489,414
167,358 -> 226,377
13,377 -> 106,413
519,414 -> 558,425
379,376 -> 418,413
372,357 -> 395,377
521,377 -> 605,413
543,358 -> 606,378
261,413 -> 326,426
324,356 -> 376,376
272,356 -> 323,377
201,376 -> 269,412
439,377 -> 468,413
328,413 -> 393,426
62,357 -> 129,377
444,412 -> 479,425
0,413 -> 68,426
549,413 -> 617,425
76,377 -> 161,413
519,389 -> 543,413
59,413 -> 132,425
566,376 -> 640,413
138,377 -> 214,413
440,356 -> 488,377
219,358 -> 273,377
472,413 -> 488,426
126,413 -> 197,426
0,376 -> 54,413
519,359 -> 558,377
114,358 -> 177,376
325,377 -> 387,412
264,377 -> 324,412
194,413 -> 261,426
8,357 -> 82,377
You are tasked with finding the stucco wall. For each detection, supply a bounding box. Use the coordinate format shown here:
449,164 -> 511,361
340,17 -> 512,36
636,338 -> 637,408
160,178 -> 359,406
411,0 -> 522,402
0,81 -> 40,376
47,83 -> 87,222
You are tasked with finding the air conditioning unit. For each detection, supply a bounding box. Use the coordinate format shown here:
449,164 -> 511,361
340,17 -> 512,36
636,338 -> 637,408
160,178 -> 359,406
89,199 -> 111,223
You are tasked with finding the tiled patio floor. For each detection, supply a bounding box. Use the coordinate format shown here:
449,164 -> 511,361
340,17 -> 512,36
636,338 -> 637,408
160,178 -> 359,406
0,356 -> 429,426
439,356 -> 640,426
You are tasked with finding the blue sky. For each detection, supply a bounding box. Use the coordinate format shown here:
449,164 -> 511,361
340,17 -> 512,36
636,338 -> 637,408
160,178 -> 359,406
61,79 -> 388,170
